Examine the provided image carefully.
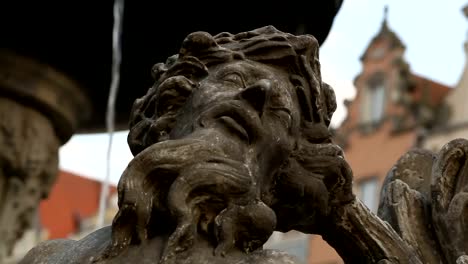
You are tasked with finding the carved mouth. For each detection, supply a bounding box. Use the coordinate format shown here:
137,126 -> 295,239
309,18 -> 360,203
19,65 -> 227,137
199,101 -> 262,144
218,116 -> 250,142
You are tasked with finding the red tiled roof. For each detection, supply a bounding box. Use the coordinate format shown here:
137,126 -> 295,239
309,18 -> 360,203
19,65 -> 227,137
39,170 -> 117,239
410,74 -> 452,106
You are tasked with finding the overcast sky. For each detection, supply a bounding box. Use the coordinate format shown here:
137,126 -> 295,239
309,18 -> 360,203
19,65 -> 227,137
59,0 -> 468,185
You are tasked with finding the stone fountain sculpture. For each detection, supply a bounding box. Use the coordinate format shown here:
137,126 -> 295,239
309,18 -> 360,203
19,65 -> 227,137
21,26 -> 468,264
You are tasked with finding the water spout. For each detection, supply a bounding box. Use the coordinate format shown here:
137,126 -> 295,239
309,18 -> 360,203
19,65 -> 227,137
96,0 -> 125,230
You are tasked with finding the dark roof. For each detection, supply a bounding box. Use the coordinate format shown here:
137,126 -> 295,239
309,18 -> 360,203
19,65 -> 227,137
410,74 -> 452,107
39,171 -> 117,239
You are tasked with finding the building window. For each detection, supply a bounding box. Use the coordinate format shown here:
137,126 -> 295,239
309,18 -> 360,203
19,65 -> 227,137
360,83 -> 386,124
370,47 -> 386,60
356,177 -> 379,212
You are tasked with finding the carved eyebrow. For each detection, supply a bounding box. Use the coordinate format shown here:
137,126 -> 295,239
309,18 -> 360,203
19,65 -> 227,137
216,62 -> 271,81
218,70 -> 243,79
215,65 -> 249,82
216,64 -> 245,75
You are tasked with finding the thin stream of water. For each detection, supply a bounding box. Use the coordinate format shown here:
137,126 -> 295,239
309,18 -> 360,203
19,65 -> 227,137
96,0 -> 125,229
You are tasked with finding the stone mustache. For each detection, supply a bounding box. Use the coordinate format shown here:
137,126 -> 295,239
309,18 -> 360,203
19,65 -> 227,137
21,26 -> 468,264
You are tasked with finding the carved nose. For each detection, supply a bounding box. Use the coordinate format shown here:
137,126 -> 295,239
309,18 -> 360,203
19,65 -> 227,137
238,79 -> 271,116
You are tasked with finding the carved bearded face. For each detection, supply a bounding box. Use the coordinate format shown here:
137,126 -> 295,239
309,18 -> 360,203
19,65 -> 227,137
109,26 -> 353,262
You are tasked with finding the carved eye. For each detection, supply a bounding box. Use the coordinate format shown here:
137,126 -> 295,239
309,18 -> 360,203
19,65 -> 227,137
222,72 -> 246,88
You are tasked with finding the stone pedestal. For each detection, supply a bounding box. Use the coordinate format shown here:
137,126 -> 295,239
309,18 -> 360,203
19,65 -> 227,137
0,50 -> 90,260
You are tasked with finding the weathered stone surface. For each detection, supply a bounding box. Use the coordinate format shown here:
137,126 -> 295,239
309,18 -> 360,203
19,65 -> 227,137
322,198 -> 422,264
377,149 -> 443,263
377,139 -> 468,263
431,139 -> 468,263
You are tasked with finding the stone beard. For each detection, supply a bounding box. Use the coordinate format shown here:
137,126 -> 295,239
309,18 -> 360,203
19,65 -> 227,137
21,26 -> 353,264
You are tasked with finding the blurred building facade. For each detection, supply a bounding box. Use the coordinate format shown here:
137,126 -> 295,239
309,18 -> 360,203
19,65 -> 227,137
423,6 -> 468,152
308,10 -> 452,264
6,171 -> 117,263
